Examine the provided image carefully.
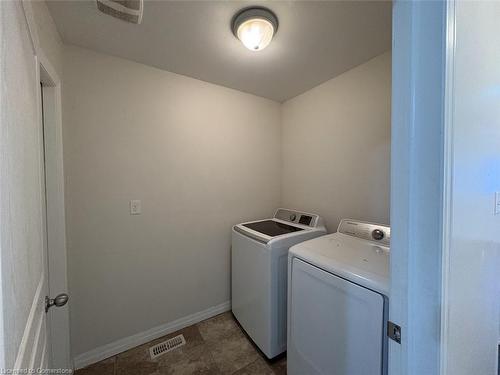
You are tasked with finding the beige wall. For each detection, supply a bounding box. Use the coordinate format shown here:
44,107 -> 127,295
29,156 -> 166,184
63,47 -> 391,358
281,52 -> 391,232
62,45 -> 281,356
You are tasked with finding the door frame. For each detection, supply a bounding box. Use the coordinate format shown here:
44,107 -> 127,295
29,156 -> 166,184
389,0 -> 455,375
439,0 -> 457,373
22,1 -> 71,370
390,1 -> 457,374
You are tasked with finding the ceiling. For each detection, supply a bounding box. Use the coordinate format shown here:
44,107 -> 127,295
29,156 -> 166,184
47,1 -> 392,102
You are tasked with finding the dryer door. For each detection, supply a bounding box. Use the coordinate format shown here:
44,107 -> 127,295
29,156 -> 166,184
288,258 -> 385,375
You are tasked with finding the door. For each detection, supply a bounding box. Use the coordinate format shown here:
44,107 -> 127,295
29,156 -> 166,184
0,1 -> 70,371
41,81 -> 71,370
0,1 -> 52,370
288,258 -> 385,375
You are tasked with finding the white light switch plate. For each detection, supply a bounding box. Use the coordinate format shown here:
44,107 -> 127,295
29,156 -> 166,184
495,192 -> 500,215
130,200 -> 142,215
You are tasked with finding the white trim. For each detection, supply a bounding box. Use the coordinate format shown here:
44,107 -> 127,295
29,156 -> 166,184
13,275 -> 45,370
74,301 -> 231,369
39,49 -> 60,86
439,1 -> 457,373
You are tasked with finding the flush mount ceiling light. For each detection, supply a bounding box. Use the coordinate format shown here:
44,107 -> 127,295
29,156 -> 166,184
232,7 -> 279,51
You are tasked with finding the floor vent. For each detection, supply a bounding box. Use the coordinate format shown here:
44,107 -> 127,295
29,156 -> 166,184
149,334 -> 186,359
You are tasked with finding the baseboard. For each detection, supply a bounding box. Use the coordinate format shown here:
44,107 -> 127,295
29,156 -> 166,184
73,300 -> 231,369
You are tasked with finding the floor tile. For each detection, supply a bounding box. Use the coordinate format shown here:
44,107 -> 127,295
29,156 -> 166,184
269,356 -> 287,375
207,330 -> 260,374
114,336 -> 157,375
197,312 -> 240,343
232,357 -> 274,375
115,325 -> 205,375
115,362 -> 159,375
80,312 -> 286,375
75,356 -> 115,375
158,344 -> 219,375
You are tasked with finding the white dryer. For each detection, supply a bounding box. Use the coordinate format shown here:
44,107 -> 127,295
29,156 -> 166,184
232,208 -> 326,359
288,219 -> 390,375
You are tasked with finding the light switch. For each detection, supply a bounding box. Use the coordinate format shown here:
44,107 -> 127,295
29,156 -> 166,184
495,192 -> 500,215
130,200 -> 142,215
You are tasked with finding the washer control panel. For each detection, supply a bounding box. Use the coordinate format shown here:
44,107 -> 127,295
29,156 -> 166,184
274,208 -> 320,228
338,219 -> 390,247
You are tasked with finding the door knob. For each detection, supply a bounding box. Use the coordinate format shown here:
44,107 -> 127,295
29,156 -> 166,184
372,229 -> 385,241
45,293 -> 69,312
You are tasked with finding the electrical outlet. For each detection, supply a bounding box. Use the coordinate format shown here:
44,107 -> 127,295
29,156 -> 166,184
130,200 -> 141,215
495,192 -> 500,215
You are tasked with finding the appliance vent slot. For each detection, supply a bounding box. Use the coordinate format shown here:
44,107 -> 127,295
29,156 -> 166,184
149,334 -> 186,359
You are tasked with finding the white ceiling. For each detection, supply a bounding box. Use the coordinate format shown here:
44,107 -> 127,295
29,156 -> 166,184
47,1 -> 392,102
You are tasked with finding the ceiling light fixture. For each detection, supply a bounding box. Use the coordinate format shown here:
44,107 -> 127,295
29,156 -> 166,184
232,7 -> 279,52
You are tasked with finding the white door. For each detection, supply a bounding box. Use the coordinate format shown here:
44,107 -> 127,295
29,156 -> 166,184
0,1 -> 52,371
41,81 -> 71,370
0,1 -> 70,372
288,258 -> 385,375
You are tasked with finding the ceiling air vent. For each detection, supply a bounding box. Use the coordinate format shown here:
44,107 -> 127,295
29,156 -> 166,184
149,334 -> 186,359
96,0 -> 143,24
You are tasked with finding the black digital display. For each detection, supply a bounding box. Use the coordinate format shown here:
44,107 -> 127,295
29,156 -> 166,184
299,215 -> 312,226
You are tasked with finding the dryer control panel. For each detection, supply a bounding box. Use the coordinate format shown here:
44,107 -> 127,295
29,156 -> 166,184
274,208 -> 322,228
338,219 -> 391,247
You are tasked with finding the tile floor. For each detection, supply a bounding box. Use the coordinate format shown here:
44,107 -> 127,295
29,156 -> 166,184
75,312 -> 287,375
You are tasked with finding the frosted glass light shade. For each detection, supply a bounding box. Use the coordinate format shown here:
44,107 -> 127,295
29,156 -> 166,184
237,18 -> 275,51
232,7 -> 278,52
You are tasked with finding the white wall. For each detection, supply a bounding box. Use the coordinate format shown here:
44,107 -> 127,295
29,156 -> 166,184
281,52 -> 391,232
62,45 -> 281,357
0,1 -> 45,368
443,1 -> 500,373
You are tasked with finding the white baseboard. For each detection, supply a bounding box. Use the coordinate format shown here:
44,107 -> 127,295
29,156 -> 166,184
73,300 -> 231,369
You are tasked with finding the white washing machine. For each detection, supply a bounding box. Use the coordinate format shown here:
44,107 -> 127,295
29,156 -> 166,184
232,208 -> 326,358
288,219 -> 390,375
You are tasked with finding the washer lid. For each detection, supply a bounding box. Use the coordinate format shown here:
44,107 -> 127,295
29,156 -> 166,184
242,220 -> 304,237
234,218 -> 313,244
290,232 -> 390,295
